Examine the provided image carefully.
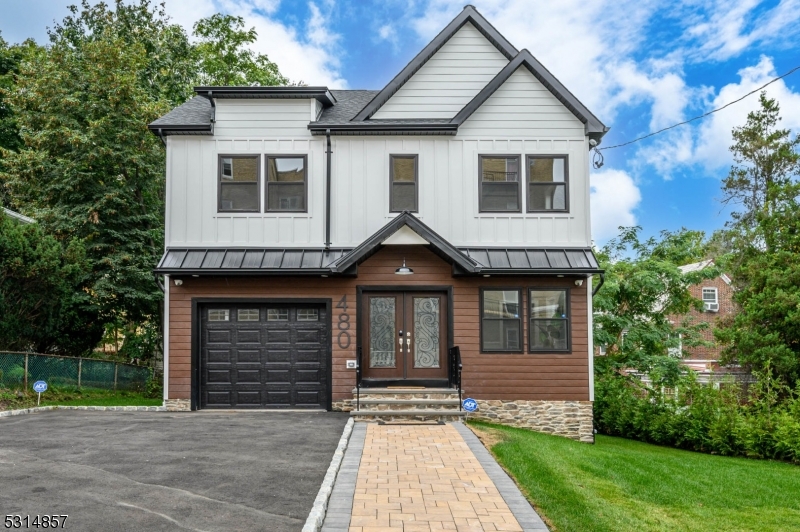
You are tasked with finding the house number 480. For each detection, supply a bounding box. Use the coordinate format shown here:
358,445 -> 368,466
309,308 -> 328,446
336,295 -> 351,349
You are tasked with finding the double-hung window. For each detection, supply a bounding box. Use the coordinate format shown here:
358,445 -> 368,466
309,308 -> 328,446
527,155 -> 568,212
529,289 -> 570,352
218,156 -> 260,212
479,156 -> 521,212
266,155 -> 307,212
480,289 -> 522,352
702,287 -> 719,312
390,155 -> 418,212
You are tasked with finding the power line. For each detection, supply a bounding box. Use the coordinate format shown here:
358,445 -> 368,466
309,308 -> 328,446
598,64 -> 800,151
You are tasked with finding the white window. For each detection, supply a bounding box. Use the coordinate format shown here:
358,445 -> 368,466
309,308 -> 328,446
208,309 -> 229,322
702,288 -> 719,312
668,333 -> 682,357
598,344 -> 607,356
238,309 -> 259,321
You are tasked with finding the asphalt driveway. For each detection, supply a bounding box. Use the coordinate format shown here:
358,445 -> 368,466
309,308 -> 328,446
0,410 -> 349,531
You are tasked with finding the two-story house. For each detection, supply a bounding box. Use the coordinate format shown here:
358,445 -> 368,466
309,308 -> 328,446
149,5 -> 607,442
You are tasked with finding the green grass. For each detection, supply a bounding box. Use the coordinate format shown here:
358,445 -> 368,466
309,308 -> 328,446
0,386 -> 161,410
468,421 -> 800,532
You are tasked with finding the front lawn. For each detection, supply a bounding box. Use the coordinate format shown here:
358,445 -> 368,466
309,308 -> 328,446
468,421 -> 800,532
0,387 -> 161,410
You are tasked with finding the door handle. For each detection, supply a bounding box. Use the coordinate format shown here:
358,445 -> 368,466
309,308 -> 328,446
405,338 -> 411,347
398,338 -> 404,347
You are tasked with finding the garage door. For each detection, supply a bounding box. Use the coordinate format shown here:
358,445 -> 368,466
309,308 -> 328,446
200,303 -> 329,409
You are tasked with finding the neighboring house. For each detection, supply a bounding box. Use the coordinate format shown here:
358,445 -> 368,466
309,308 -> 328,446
672,260 -> 749,383
149,6 -> 607,442
2,207 -> 34,225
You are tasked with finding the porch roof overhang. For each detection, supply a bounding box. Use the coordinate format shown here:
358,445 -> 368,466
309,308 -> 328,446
153,248 -> 353,276
153,214 -> 603,277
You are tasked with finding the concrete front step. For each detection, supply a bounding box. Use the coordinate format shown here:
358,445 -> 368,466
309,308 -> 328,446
350,387 -> 464,422
353,388 -> 460,402
357,399 -> 461,406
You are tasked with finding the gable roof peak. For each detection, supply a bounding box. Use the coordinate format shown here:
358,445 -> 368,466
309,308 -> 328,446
352,6 -> 518,121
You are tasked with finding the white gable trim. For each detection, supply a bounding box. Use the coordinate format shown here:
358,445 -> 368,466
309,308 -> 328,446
382,225 -> 430,245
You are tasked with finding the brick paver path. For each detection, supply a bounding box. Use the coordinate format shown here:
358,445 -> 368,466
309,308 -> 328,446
349,423 -> 524,532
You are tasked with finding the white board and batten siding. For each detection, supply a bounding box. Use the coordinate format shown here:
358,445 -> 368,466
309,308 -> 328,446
372,23 -> 508,120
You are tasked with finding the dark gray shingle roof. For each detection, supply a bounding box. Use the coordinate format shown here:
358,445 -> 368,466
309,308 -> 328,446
314,90 -> 379,123
149,96 -> 212,128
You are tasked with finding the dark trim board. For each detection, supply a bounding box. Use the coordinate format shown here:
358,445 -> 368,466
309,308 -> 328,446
356,285 -> 455,382
190,297 -> 333,411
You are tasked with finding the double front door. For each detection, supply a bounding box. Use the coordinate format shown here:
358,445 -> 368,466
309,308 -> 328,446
361,291 -> 448,380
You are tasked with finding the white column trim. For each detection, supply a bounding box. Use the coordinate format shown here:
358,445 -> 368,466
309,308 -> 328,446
587,276 -> 594,401
163,274 -> 169,401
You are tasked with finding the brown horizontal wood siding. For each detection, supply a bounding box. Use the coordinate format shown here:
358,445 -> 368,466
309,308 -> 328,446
167,245 -> 590,403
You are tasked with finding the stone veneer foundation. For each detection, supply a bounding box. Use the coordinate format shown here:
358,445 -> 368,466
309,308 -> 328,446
332,399 -> 354,412
467,400 -> 594,443
164,399 -> 191,412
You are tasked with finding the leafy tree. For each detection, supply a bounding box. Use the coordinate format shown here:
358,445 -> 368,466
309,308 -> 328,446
715,94 -> 800,387
1,27 -> 168,331
51,0 -> 196,106
0,215 -> 102,354
193,14 -> 289,86
593,227 -> 716,384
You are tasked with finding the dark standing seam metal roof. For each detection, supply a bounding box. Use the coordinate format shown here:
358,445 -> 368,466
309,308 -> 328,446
154,248 -> 350,275
460,248 -> 601,273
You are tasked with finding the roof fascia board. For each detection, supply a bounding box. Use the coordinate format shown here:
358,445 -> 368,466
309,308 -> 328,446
308,123 -> 458,134
352,5 -> 518,121
194,86 -> 336,106
332,212 -> 477,273
451,50 -> 607,136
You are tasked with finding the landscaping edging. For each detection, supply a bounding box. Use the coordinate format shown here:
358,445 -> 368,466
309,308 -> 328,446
302,417 -> 355,532
0,405 -> 166,418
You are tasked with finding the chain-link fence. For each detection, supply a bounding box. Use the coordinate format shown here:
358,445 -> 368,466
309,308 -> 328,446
0,352 -> 151,392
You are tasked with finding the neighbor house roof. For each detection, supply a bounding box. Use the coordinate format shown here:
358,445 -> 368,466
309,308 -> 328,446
679,259 -> 731,285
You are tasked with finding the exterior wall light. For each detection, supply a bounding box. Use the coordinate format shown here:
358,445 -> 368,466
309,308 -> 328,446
395,258 -> 414,275
174,279 -> 183,286
575,279 -> 584,286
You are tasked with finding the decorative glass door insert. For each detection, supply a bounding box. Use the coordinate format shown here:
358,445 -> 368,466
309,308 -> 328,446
413,297 -> 440,368
369,297 -> 396,368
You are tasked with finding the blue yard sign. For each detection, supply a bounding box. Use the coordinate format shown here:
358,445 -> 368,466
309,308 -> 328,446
33,380 -> 47,406
462,398 -> 478,412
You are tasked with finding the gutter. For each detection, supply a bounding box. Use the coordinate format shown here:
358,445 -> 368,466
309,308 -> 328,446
156,128 -> 166,147
592,272 -> 605,297
325,129 -> 332,249
201,91 -> 216,134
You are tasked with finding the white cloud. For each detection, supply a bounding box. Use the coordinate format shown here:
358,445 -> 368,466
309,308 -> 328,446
164,0 -> 348,88
590,169 -> 642,242
693,56 -> 800,169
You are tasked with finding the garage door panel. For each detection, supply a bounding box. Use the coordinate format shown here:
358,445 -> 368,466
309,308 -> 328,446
265,330 -> 290,343
266,350 -> 291,363
206,391 -> 231,406
207,369 -> 232,383
237,330 -> 261,343
296,329 -> 324,343
207,349 -> 231,363
237,350 -> 261,363
200,303 -> 328,409
207,330 -> 232,344
236,391 -> 261,405
236,369 -> 261,383
296,349 -> 323,363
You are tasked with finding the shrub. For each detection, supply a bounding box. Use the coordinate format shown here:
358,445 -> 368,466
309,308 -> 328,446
594,364 -> 800,464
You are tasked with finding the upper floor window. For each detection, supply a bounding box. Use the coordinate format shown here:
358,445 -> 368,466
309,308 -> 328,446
529,288 -> 570,352
266,155 -> 307,212
218,155 -> 260,212
479,156 -> 521,212
480,289 -> 522,352
527,155 -> 568,212
390,155 -> 418,212
702,287 -> 719,312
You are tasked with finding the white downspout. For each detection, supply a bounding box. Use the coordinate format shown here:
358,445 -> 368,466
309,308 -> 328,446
587,277 -> 594,401
163,274 -> 170,402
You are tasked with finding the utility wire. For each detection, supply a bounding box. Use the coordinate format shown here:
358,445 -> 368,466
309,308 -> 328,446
598,64 -> 800,151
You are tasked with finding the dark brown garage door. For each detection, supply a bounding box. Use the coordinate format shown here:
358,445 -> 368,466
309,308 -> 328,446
200,303 -> 329,409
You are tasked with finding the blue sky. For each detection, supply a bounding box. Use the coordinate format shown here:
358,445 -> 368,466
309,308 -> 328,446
2,0 -> 799,245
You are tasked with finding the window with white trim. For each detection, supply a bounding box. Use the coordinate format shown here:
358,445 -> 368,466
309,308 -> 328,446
702,287 -> 719,312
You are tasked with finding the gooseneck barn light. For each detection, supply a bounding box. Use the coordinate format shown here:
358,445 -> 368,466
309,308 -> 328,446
395,258 -> 414,275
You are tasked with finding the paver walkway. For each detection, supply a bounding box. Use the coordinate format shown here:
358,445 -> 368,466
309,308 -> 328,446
322,422 -> 548,532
